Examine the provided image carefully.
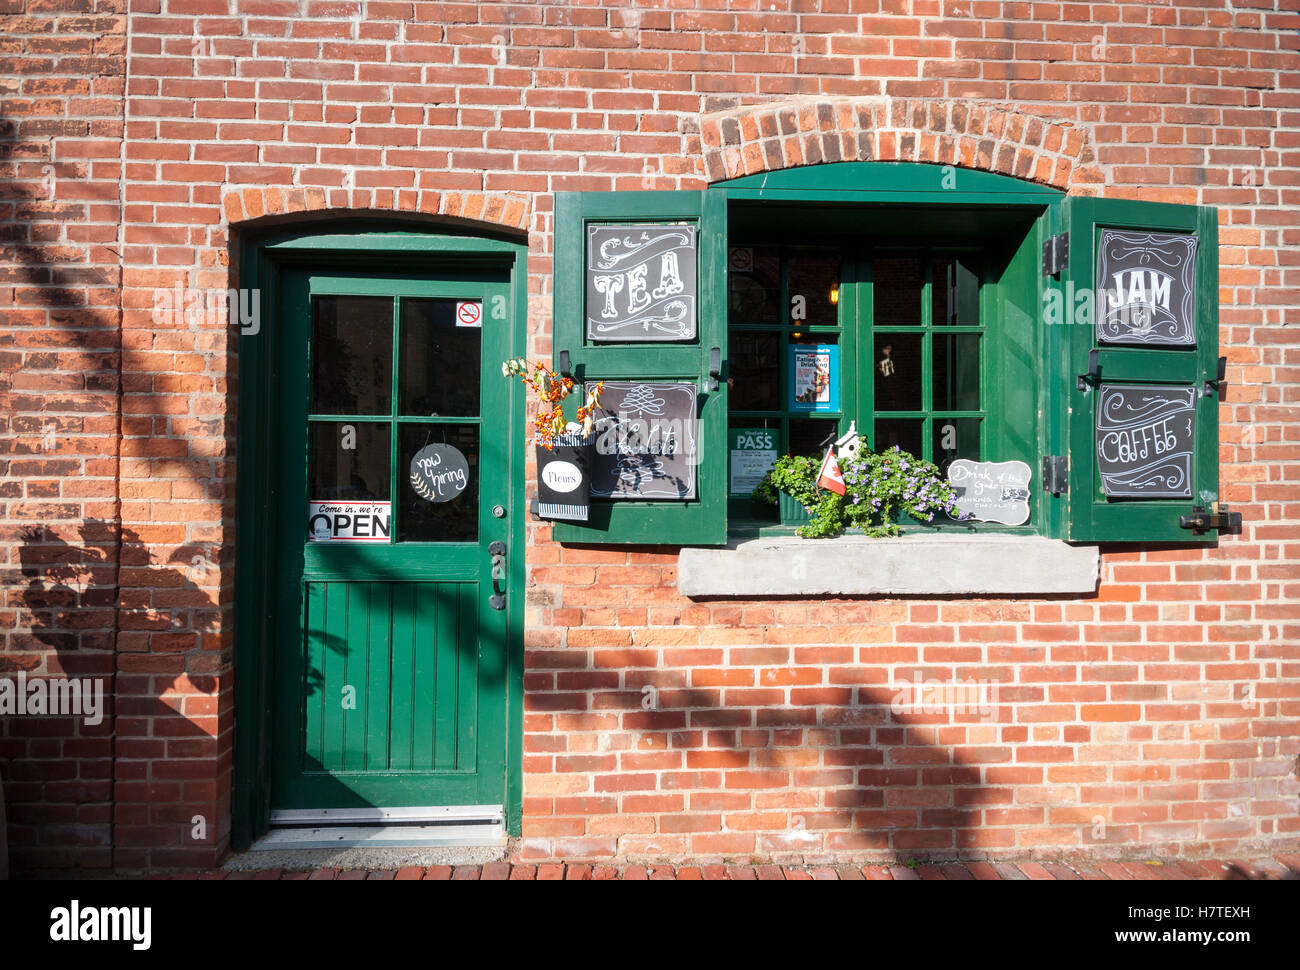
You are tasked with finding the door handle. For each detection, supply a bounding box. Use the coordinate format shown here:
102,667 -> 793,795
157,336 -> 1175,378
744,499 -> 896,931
488,541 -> 507,611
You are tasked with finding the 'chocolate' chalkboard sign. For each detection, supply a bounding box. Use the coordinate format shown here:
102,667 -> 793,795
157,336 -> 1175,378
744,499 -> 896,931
591,381 -> 698,499
1096,229 -> 1198,346
586,224 -> 696,342
1096,384 -> 1196,498
947,459 -> 1032,526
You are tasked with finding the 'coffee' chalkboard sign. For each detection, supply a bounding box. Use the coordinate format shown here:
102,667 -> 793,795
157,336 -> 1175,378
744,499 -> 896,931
947,459 -> 1032,526
1096,384 -> 1196,498
586,224 -> 696,342
1096,229 -> 1198,346
591,382 -> 698,499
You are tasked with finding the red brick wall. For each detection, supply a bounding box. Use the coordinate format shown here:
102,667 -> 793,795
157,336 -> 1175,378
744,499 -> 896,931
1,0 -> 1297,870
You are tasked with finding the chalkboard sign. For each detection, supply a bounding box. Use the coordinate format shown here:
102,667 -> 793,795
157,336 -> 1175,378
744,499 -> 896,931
947,459 -> 1032,526
591,382 -> 698,499
409,443 -> 470,503
1096,384 -> 1196,498
586,224 -> 696,342
1096,229 -> 1198,346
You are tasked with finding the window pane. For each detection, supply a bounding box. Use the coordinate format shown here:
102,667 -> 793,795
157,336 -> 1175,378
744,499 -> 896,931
874,418 -> 924,458
873,332 -> 922,412
788,247 -> 839,327
933,333 -> 981,411
728,331 -> 781,411
309,421 -> 391,502
789,418 -> 837,457
932,417 -> 981,475
311,296 -> 393,415
873,256 -> 922,327
728,245 -> 779,324
932,255 -> 980,327
398,424 -> 479,542
400,298 -> 481,417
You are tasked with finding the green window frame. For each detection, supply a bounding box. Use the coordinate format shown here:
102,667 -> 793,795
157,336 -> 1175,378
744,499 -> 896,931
552,164 -> 1223,547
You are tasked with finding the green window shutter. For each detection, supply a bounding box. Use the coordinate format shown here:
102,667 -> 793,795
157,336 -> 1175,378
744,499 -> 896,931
1057,196 -> 1221,543
549,190 -> 728,545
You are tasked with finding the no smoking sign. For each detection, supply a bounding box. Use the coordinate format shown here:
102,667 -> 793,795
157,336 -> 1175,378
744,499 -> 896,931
455,301 -> 482,327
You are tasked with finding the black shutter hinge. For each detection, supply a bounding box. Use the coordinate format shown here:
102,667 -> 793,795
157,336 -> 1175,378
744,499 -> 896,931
1042,232 -> 1069,276
1077,348 -> 1100,392
1042,455 -> 1068,495
1179,502 -> 1242,536
1201,356 -> 1227,398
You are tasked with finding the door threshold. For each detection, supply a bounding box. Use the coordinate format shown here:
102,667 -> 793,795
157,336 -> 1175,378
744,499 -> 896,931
251,822 -> 506,851
256,804 -> 506,850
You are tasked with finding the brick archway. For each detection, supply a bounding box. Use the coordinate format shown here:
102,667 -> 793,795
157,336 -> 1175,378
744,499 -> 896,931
700,97 -> 1101,193
221,186 -> 532,232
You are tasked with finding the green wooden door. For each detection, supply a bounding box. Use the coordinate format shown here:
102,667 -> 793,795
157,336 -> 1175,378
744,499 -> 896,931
270,267 -> 512,811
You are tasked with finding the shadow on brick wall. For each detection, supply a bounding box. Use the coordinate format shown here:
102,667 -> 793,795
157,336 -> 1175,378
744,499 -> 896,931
2,522 -> 221,873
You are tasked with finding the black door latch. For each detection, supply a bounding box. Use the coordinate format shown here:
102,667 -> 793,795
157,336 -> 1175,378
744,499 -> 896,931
1179,504 -> 1242,536
488,541 -> 507,610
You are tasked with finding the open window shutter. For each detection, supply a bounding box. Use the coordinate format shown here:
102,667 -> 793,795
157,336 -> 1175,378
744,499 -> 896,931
1059,196 -> 1221,543
549,190 -> 728,545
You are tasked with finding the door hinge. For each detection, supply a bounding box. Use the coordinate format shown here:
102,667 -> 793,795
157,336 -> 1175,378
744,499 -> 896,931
1042,455 -> 1068,495
1179,502 -> 1242,536
1042,232 -> 1069,276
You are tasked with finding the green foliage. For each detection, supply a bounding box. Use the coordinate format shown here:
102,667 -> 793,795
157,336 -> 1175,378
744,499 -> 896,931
752,446 -> 966,539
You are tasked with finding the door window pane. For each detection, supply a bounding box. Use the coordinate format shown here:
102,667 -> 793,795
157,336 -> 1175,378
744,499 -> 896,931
729,331 -> 781,411
399,424 -> 479,542
873,256 -> 922,326
932,255 -> 980,326
311,296 -> 393,415
874,418 -> 924,457
309,421 -> 391,502
873,332 -> 923,412
400,299 -> 482,417
933,333 -> 981,411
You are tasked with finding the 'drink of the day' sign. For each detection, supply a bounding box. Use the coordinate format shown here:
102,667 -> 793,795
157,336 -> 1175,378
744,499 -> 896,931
947,459 -> 1032,526
308,501 -> 391,542
586,224 -> 696,342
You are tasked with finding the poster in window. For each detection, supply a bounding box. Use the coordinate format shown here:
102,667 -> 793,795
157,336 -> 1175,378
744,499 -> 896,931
586,224 -> 696,342
1095,384 -> 1196,498
1095,229 -> 1198,346
590,381 -> 698,499
729,428 -> 778,496
788,344 -> 839,412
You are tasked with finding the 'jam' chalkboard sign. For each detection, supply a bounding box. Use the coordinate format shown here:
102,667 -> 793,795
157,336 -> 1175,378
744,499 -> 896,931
586,224 -> 696,342
591,381 -> 698,499
947,459 -> 1032,526
1096,384 -> 1196,498
1096,229 -> 1198,346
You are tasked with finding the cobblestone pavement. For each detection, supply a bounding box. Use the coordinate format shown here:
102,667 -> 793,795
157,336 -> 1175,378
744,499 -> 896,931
161,855 -> 1300,881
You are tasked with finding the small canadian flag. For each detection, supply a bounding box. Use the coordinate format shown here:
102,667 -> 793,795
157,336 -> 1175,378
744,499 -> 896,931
817,446 -> 846,494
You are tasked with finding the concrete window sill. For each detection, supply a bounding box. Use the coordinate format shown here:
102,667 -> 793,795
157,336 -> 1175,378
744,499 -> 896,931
677,533 -> 1100,598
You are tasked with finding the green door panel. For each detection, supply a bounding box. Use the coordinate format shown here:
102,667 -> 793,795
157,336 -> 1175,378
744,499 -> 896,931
269,266 -> 512,812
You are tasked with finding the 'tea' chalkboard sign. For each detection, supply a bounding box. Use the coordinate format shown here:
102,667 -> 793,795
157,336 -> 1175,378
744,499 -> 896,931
586,224 -> 697,342
591,381 -> 698,499
1096,384 -> 1196,498
1096,229 -> 1198,346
